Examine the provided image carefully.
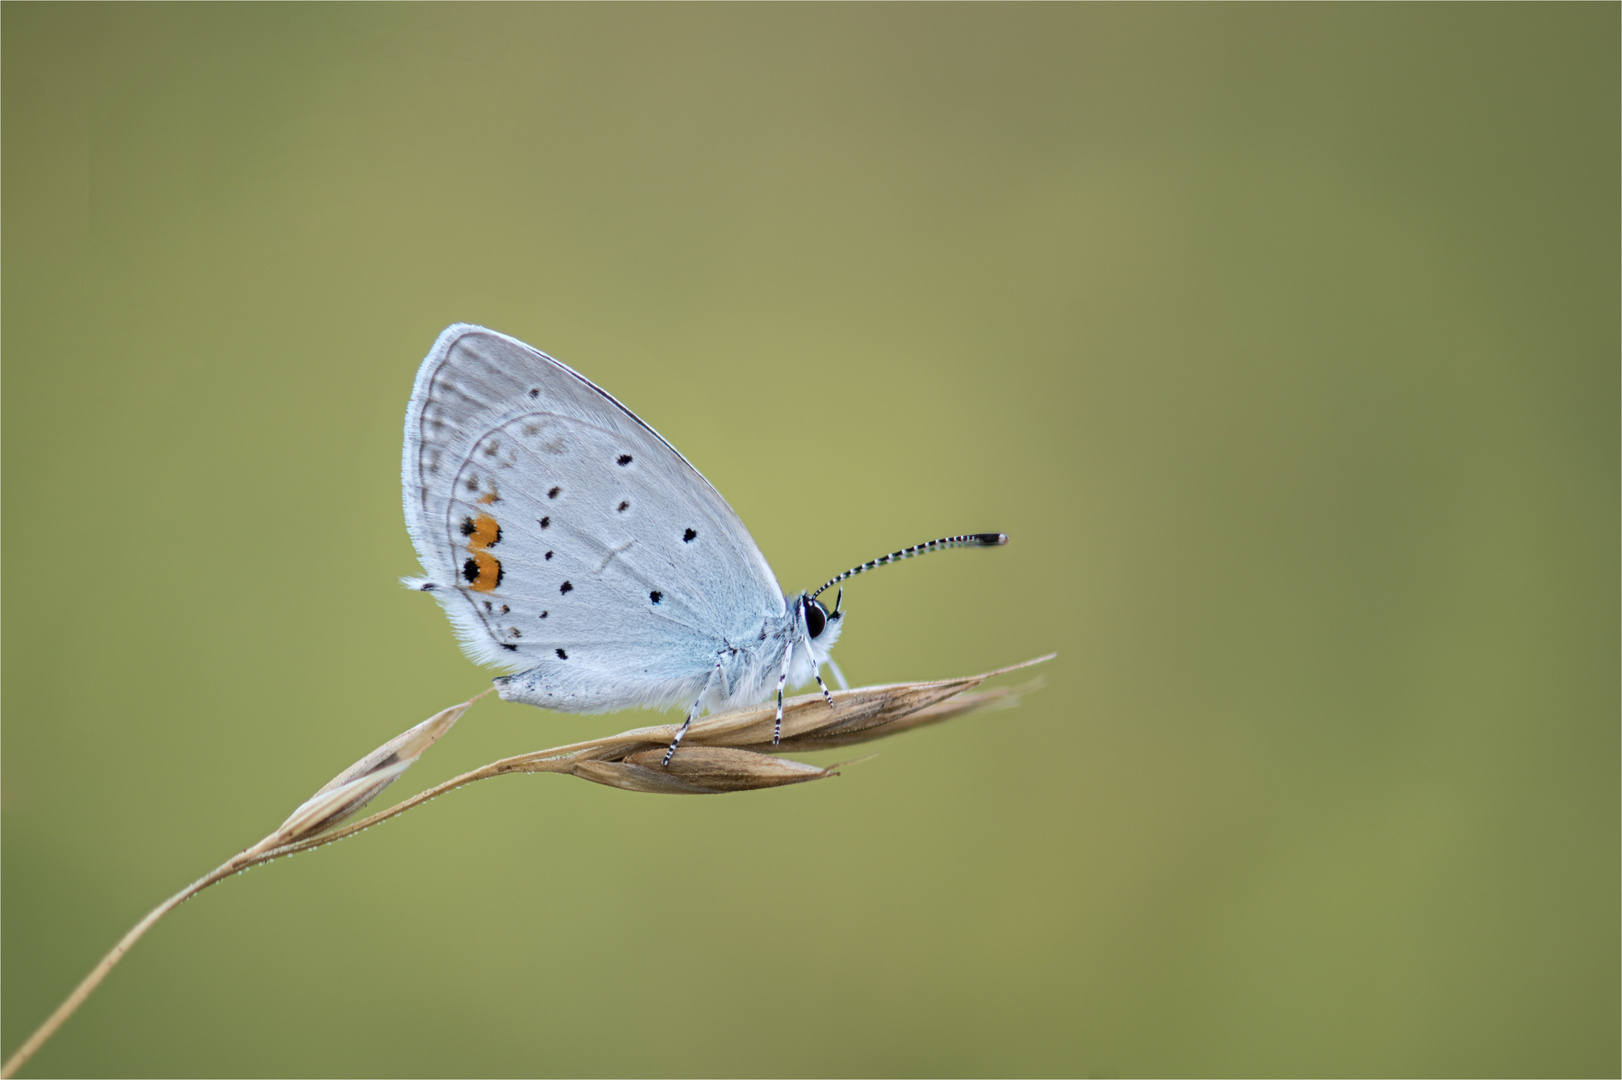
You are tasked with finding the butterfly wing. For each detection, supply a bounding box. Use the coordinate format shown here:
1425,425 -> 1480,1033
402,325 -> 787,712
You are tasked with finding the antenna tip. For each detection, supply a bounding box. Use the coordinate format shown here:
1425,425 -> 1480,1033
976,533 -> 1008,546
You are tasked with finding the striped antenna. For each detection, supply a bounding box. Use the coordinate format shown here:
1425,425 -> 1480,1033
808,533 -> 1007,601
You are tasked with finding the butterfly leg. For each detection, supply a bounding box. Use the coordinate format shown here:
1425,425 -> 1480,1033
773,642 -> 794,745
663,661 -> 721,766
811,667 -> 835,711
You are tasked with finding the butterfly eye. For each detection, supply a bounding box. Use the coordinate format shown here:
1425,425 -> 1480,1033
804,599 -> 828,639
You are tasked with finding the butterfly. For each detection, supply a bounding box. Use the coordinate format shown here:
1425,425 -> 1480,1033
403,325 -> 1005,762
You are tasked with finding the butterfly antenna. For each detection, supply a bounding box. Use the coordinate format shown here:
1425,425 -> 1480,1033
809,533 -> 1007,601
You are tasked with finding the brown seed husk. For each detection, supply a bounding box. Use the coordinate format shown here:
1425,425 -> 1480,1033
572,747 -> 835,794
772,683 -> 1030,751
267,698 -> 474,845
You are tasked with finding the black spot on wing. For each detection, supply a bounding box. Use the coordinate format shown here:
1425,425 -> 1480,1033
539,516 -> 550,528
616,454 -> 633,465
548,486 -> 561,498
556,648 -> 568,659
560,581 -> 573,595
683,528 -> 697,543
459,558 -> 502,588
650,590 -> 662,604
502,643 -> 518,652
617,501 -> 630,512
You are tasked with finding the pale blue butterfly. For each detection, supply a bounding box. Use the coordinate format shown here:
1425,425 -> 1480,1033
403,325 -> 1006,762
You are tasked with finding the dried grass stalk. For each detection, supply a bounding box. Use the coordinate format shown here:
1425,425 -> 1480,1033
1,655 -> 1051,1078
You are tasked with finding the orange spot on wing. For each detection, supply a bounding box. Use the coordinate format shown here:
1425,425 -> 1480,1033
467,550 -> 502,593
466,514 -> 500,550
477,490 -> 500,505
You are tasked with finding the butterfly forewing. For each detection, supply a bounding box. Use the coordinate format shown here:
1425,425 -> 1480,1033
403,326 -> 786,700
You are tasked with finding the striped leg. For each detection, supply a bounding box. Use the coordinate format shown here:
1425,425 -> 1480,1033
773,640 -> 794,745
663,661 -> 721,766
811,666 -> 835,709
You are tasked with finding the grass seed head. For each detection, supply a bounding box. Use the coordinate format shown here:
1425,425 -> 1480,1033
266,698 -> 474,845
490,659 -> 1051,794
572,747 -> 836,794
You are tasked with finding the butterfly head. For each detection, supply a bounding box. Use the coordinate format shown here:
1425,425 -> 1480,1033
795,589 -> 844,661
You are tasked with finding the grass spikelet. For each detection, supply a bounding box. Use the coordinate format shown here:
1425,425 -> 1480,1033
574,747 -> 836,793
268,698 -> 475,845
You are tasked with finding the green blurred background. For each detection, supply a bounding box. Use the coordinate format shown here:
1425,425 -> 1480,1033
4,5 -> 1616,1077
